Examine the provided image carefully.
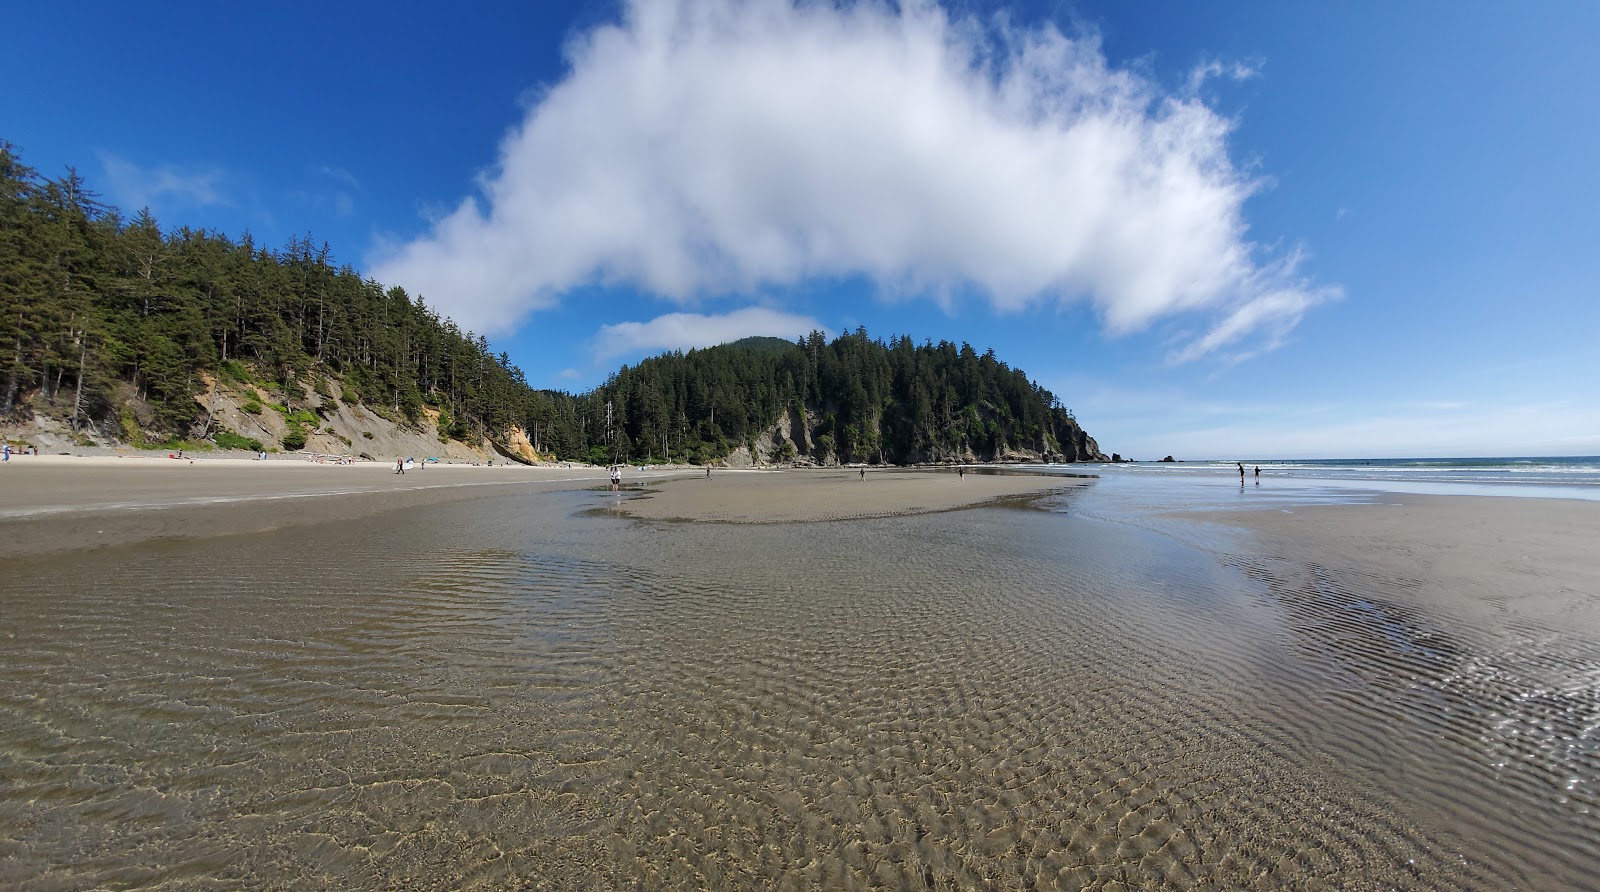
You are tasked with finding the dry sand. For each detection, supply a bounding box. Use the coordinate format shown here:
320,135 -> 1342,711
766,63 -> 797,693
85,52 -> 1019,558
0,454 -> 620,557
1200,494 -> 1600,633
616,468 -> 1089,523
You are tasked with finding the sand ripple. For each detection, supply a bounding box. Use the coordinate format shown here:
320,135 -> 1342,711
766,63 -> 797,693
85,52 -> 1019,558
0,489 -> 1593,888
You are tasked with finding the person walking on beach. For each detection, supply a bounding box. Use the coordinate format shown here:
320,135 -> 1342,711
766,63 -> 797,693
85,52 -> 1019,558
859,467 -> 866,481
395,457 -> 405,475
958,467 -> 965,480
2,443 -> 9,462
706,466 -> 712,479
1254,465 -> 1261,483
1237,462 -> 1245,482
610,466 -> 621,492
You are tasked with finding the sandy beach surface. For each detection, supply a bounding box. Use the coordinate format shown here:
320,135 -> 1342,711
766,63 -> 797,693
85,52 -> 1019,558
0,455 -> 617,557
3,460 -> 1598,888
618,467 -> 1090,523
0,457 -> 1084,555
1188,493 -> 1600,635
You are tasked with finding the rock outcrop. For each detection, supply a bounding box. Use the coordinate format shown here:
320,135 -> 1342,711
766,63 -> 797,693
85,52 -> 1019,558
740,406 -> 1106,467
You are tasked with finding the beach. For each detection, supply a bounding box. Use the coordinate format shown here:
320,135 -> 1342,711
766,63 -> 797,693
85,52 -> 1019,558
0,458 -> 1082,556
1,459 -> 1596,888
618,467 -> 1090,524
1194,493 -> 1600,633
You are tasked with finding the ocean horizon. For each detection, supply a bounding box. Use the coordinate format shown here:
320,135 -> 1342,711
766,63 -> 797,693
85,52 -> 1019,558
1039,455 -> 1600,502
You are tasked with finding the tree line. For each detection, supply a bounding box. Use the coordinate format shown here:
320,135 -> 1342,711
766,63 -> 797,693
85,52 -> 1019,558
1,142 -> 1101,465
582,332 -> 1102,465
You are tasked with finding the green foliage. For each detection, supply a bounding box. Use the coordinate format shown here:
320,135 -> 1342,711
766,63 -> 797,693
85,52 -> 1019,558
157,438 -> 213,452
213,430 -> 264,452
274,405 -> 317,427
118,408 -> 144,446
218,360 -> 254,385
280,428 -> 307,451
0,144 -> 1099,464
574,329 -> 1096,465
361,431 -> 373,439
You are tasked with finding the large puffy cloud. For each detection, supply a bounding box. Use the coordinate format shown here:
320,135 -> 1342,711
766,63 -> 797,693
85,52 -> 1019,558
370,0 -> 1335,360
592,306 -> 824,362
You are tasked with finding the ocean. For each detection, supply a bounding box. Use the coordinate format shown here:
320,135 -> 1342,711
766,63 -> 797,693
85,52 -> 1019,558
1042,455 -> 1600,502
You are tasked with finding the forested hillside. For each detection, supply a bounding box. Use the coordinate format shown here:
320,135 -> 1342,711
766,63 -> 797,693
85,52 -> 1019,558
589,333 -> 1103,465
0,143 -> 1102,465
0,142 -> 574,456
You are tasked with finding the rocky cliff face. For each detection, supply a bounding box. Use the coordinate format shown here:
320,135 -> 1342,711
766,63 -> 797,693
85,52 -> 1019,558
748,408 -> 1106,466
7,372 -> 548,464
196,375 -> 549,463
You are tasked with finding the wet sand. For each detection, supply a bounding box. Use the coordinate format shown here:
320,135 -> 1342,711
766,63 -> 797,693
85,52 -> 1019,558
1158,493 -> 1600,888
619,468 -> 1089,523
1193,494 -> 1600,635
0,460 -> 1085,555
0,457 -> 617,557
2,468 -> 1597,888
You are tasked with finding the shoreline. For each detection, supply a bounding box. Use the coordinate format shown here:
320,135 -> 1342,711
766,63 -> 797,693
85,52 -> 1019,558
1181,492 -> 1600,634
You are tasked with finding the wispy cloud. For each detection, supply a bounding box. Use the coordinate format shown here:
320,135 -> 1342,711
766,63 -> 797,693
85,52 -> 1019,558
318,165 -> 358,217
370,0 -> 1334,362
591,306 -> 823,363
96,152 -> 228,213
318,165 -> 360,190
1183,57 -> 1260,95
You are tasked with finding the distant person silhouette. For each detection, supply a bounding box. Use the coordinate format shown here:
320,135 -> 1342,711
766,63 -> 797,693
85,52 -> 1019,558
1237,462 -> 1245,482
859,468 -> 865,480
1254,465 -> 1261,484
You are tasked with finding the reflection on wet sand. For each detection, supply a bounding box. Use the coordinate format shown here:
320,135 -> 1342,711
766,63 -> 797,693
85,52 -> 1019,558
1,483 -> 1596,889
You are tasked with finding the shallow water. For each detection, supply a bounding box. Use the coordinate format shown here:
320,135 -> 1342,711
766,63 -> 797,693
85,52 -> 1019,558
1,482 -> 1595,889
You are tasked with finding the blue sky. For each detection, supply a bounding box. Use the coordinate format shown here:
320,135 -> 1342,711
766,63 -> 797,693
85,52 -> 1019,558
4,1 -> 1596,459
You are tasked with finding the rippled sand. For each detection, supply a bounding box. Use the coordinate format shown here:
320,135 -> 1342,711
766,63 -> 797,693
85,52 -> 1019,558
1,480 -> 1595,889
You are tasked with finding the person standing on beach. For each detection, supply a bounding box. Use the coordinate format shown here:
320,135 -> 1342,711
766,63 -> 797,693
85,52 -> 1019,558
610,466 -> 621,491
859,467 -> 866,480
958,467 -> 965,480
2,443 -> 9,462
1237,462 -> 1245,482
1254,465 -> 1261,482
395,457 -> 405,475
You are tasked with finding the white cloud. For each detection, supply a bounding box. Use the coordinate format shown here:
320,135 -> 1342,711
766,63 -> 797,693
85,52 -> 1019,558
97,152 -> 227,213
1183,58 -> 1260,96
369,0 -> 1333,360
592,306 -> 823,362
